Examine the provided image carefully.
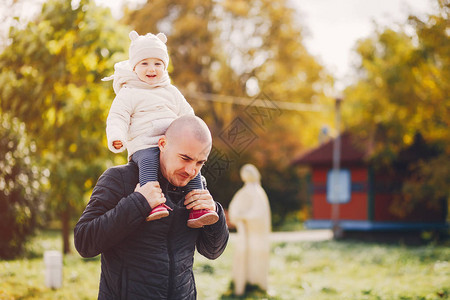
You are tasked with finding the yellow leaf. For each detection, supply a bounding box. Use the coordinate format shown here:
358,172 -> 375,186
69,143 -> 77,152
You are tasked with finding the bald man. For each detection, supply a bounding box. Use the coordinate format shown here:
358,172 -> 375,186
141,115 -> 219,227
74,116 -> 229,300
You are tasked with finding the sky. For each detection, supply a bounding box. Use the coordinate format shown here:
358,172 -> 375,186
289,0 -> 437,90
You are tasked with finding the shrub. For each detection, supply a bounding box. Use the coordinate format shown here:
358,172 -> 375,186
0,114 -> 48,259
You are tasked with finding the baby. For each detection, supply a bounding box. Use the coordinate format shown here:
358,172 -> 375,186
103,31 -> 218,228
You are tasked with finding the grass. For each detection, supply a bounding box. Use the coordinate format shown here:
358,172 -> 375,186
0,229 -> 449,299
0,230 -> 100,300
266,241 -> 449,300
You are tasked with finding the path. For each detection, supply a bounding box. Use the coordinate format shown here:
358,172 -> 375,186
229,229 -> 333,243
270,229 -> 333,242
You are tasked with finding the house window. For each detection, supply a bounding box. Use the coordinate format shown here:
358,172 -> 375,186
326,169 -> 351,203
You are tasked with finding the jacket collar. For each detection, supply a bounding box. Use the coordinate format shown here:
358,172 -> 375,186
158,172 -> 187,195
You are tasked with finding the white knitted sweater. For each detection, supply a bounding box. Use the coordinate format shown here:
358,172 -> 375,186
105,60 -> 194,159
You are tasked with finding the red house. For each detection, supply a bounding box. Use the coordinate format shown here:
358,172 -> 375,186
292,133 -> 447,232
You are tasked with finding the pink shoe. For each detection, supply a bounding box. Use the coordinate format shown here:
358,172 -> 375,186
146,204 -> 172,222
187,209 -> 219,228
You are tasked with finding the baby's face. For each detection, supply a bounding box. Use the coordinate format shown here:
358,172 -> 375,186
134,58 -> 165,85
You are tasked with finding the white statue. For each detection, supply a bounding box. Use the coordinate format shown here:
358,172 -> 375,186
228,164 -> 271,295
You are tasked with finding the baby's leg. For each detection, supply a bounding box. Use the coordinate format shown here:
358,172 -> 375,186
185,172 -> 203,192
132,147 -> 159,186
132,148 -> 171,221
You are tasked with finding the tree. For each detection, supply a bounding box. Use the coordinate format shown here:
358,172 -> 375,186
0,0 -> 129,253
124,0 -> 333,222
0,114 -> 48,259
343,0 -> 449,217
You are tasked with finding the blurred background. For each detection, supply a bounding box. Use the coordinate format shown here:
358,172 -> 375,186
0,0 -> 448,298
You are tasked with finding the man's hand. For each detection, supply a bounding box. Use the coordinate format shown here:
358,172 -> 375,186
184,190 -> 216,211
113,140 -> 123,149
135,182 -> 166,209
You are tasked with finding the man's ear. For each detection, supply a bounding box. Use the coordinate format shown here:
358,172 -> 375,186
158,136 -> 166,151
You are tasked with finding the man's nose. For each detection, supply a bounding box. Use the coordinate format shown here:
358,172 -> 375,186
185,164 -> 197,176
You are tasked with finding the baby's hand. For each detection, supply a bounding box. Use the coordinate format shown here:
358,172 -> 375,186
112,140 -> 123,149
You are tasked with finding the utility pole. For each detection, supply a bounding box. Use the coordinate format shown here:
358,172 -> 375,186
331,97 -> 343,239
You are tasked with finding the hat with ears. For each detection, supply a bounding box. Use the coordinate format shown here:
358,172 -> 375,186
128,30 -> 169,70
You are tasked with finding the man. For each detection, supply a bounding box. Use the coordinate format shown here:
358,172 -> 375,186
74,115 -> 229,299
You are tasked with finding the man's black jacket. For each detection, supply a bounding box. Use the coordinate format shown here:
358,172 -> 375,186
74,162 -> 229,299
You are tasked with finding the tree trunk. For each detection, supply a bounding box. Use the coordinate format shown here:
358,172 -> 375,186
61,208 -> 71,254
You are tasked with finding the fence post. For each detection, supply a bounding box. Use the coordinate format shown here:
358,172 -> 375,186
44,250 -> 63,289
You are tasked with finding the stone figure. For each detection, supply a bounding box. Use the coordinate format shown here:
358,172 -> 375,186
228,164 -> 271,295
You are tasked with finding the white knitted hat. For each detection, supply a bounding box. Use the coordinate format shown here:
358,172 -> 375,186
128,31 -> 169,69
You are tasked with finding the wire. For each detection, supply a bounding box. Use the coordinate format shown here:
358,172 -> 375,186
182,90 -> 326,112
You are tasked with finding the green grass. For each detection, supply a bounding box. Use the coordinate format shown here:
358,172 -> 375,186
0,230 -> 449,299
265,241 -> 449,300
0,230 -> 100,300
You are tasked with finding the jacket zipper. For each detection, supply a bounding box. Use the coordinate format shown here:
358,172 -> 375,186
166,207 -> 175,299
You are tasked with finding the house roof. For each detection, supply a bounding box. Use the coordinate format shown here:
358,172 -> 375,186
292,132 -> 369,167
